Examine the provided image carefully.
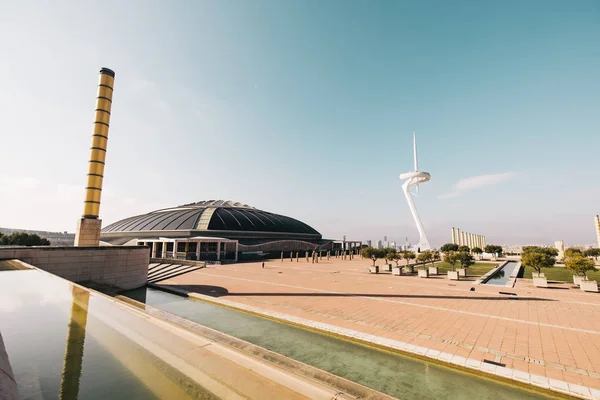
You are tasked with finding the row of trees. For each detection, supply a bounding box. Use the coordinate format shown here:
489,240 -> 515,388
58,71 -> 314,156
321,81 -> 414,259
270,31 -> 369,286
522,246 -> 596,277
0,232 -> 50,246
439,243 -> 503,259
360,246 -> 475,271
361,247 -> 416,267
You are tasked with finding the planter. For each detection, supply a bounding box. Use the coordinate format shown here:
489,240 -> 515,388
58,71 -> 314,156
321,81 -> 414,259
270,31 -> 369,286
448,271 -> 460,280
457,268 -> 467,277
392,267 -> 402,276
418,269 -> 429,278
368,266 -> 379,274
428,266 -> 438,275
532,272 -> 545,278
580,280 -> 599,293
382,264 -> 392,272
573,275 -> 588,286
402,266 -> 414,274
533,277 -> 548,288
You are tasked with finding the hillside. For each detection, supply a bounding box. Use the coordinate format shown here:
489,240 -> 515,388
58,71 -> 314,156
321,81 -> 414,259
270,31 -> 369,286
0,227 -> 75,246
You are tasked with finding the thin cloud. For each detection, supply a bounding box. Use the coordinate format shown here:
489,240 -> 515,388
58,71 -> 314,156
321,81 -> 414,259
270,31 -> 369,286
439,172 -> 517,199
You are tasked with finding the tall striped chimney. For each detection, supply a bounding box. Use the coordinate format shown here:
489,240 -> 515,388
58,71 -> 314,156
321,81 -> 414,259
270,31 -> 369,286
451,227 -> 456,244
74,67 -> 115,246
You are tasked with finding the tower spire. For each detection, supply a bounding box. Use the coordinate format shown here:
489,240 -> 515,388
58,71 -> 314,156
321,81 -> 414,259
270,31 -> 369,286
413,130 -> 418,172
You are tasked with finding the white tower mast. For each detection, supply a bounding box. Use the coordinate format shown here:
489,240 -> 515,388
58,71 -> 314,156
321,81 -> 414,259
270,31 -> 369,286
400,132 -> 431,251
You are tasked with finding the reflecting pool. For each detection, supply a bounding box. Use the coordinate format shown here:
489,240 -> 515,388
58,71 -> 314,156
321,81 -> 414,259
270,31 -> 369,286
0,266 -> 215,400
125,287 -> 558,400
483,261 -> 520,286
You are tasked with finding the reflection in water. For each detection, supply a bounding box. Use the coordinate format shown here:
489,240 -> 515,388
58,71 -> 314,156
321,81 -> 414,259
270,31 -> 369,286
59,286 -> 90,400
0,331 -> 19,400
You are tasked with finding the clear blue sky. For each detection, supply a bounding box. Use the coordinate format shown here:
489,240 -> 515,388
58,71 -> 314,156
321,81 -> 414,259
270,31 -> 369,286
0,0 -> 598,246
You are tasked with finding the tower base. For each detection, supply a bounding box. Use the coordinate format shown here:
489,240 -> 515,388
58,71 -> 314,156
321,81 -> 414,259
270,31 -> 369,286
74,218 -> 102,247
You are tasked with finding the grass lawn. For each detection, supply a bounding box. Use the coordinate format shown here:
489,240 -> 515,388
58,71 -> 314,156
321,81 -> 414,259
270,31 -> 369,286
522,266 -> 600,284
420,261 -> 498,276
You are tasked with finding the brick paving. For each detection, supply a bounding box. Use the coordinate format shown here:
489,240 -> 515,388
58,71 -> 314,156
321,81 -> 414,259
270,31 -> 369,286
156,258 -> 600,399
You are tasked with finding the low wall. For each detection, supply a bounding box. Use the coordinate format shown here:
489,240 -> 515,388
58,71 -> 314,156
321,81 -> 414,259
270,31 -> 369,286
0,246 -> 149,290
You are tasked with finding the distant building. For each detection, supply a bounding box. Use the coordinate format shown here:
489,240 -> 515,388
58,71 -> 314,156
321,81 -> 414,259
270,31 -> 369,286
384,236 -> 388,242
366,240 -> 372,247
554,240 -> 565,260
377,240 -> 383,249
100,200 -> 363,261
390,241 -> 397,249
595,215 -> 600,249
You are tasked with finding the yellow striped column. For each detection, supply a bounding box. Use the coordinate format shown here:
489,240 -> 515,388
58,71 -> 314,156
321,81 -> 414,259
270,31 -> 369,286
75,67 -> 115,247
84,67 -> 114,218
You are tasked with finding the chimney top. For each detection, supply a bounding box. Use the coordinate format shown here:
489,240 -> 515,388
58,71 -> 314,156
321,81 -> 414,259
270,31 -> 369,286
100,67 -> 115,77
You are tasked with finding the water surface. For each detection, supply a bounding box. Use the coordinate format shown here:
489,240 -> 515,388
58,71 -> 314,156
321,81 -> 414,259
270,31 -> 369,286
483,261 -> 520,286
127,287 -> 555,400
0,270 -> 213,400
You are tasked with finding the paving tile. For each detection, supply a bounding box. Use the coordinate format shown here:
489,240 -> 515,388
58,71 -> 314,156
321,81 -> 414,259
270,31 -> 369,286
569,383 -> 592,399
513,370 -> 531,384
466,358 -> 482,370
495,366 -> 512,379
530,374 -> 550,389
549,378 -> 571,394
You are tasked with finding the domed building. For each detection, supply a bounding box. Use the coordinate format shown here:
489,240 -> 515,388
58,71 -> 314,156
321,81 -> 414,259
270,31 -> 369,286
101,200 -> 361,261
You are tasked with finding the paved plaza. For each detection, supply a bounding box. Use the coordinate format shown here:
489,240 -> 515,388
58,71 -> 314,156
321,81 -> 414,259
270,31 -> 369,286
155,258 -> 600,398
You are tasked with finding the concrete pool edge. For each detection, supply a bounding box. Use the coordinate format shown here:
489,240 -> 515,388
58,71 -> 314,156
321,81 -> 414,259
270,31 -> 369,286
149,283 -> 591,400
116,293 -> 397,400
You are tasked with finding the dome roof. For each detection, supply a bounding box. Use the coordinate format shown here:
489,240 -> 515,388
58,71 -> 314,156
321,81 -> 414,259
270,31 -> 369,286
101,200 -> 320,236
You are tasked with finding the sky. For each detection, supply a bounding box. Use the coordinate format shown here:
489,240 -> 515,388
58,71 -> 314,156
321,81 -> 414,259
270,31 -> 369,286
0,0 -> 599,247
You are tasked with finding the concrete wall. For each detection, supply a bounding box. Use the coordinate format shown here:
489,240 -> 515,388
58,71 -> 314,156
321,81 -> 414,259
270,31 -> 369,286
0,246 -> 149,290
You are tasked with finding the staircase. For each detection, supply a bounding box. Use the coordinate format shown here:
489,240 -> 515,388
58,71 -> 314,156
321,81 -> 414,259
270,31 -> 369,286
147,260 -> 205,283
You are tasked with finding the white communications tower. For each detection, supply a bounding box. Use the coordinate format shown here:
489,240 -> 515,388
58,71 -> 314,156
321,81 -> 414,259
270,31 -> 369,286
399,132 -> 431,251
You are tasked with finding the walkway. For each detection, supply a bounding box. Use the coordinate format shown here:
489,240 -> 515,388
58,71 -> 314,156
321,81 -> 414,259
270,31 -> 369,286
155,258 -> 600,399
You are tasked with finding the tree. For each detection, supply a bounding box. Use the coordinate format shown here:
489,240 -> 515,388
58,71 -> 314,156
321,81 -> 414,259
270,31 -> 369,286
432,250 -> 440,267
564,248 -> 582,258
485,245 -> 503,259
383,247 -> 396,264
440,243 -> 458,253
457,251 -> 474,269
416,250 -> 433,267
472,247 -> 483,260
584,248 -> 600,261
522,246 -> 558,257
521,246 -> 556,274
401,250 -> 416,266
565,253 -> 596,278
0,232 -> 50,246
388,250 -> 402,267
360,247 -> 379,266
457,245 -> 470,253
444,251 -> 459,271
